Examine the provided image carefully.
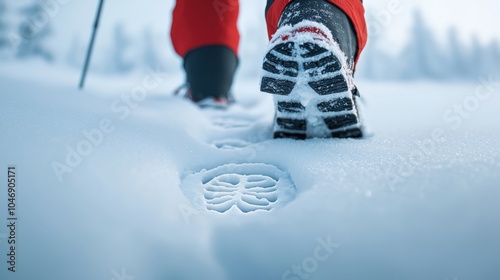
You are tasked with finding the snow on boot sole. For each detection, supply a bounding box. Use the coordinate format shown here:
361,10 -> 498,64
260,22 -> 363,139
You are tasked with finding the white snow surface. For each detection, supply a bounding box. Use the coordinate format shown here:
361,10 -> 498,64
1,63 -> 500,280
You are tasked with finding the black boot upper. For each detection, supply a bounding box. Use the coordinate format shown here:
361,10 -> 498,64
183,46 -> 238,102
274,0 -> 358,69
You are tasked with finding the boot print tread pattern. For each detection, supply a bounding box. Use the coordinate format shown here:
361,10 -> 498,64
260,36 -> 362,139
180,163 -> 297,214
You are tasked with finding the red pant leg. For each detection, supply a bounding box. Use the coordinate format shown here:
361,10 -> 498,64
170,0 -> 240,57
266,0 -> 367,64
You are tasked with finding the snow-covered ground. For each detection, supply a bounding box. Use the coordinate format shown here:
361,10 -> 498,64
1,62 -> 500,280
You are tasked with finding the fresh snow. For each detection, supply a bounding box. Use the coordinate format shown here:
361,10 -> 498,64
1,63 -> 500,280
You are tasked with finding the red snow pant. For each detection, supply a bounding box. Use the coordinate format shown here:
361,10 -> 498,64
170,0 -> 367,65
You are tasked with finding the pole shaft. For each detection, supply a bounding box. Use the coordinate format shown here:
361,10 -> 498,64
79,0 -> 105,90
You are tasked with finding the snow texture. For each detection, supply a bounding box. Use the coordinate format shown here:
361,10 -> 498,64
1,62 -> 500,279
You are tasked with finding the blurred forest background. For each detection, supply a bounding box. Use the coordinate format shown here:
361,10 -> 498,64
0,0 -> 499,81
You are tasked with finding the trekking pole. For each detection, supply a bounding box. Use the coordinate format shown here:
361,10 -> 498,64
79,0 -> 105,90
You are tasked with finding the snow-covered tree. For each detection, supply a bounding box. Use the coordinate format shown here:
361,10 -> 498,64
398,10 -> 446,80
106,24 -> 134,73
355,12 -> 394,80
484,40 -> 500,76
469,35 -> 488,77
445,27 -> 470,79
142,28 -> 161,69
356,40 -> 389,80
0,1 -> 10,50
489,40 -> 500,63
17,0 -> 54,61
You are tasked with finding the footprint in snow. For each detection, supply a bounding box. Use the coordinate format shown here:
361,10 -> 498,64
180,163 -> 297,214
211,117 -> 254,129
212,139 -> 251,150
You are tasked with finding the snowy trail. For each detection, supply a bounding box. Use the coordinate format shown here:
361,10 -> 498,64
182,101 -> 298,214
1,74 -> 500,280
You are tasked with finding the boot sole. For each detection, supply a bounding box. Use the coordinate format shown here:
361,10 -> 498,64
260,39 -> 363,139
